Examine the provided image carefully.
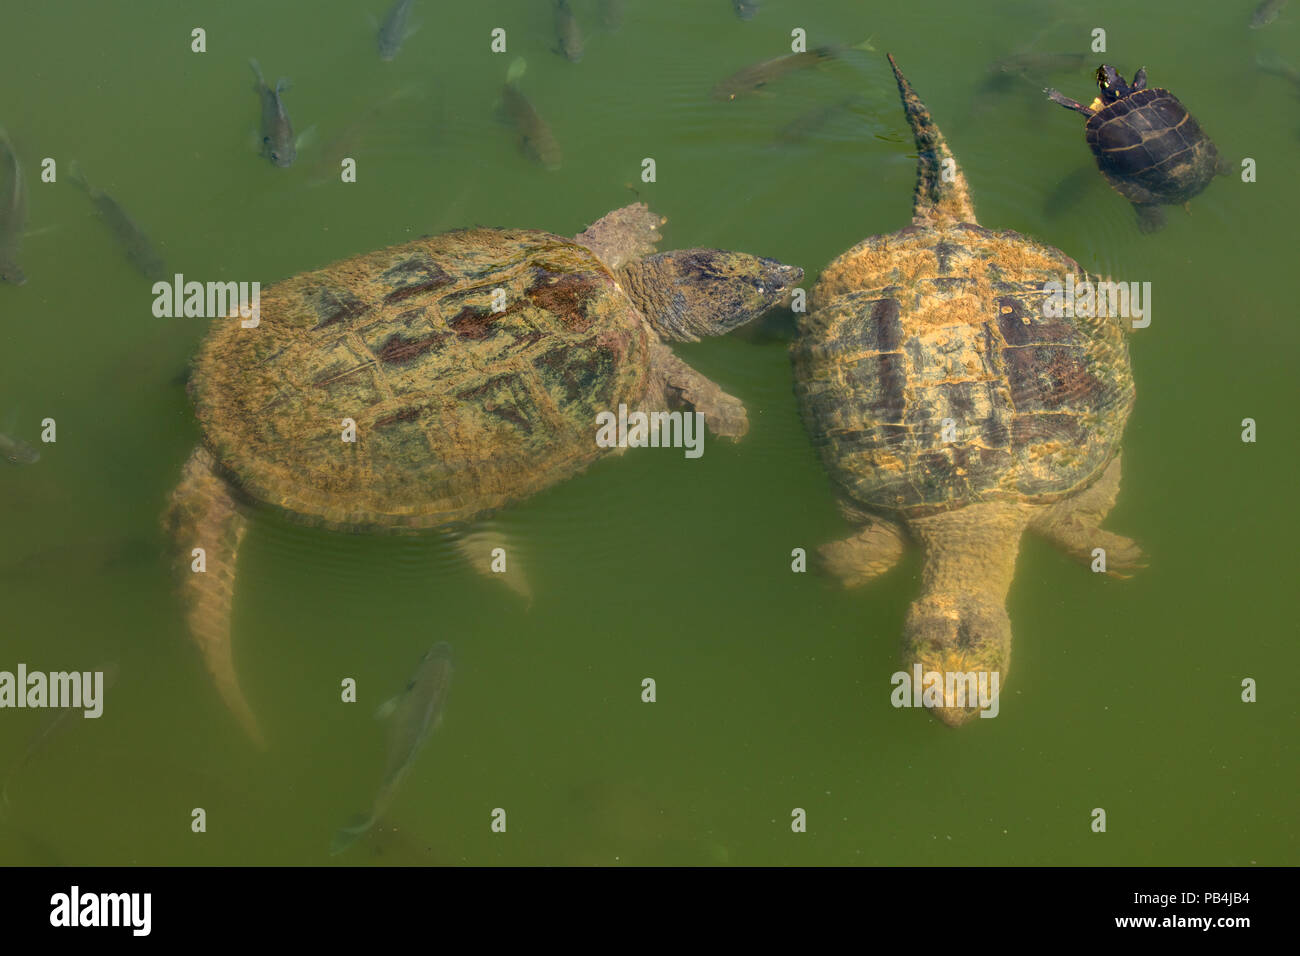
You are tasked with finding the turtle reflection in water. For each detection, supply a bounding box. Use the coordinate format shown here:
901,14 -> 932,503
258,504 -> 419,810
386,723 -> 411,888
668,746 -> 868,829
165,204 -> 801,746
793,56 -> 1143,725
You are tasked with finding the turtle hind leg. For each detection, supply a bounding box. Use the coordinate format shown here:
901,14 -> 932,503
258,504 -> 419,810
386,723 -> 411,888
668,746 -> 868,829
164,447 -> 266,749
1031,454 -> 1145,577
820,518 -> 907,588
1134,203 -> 1166,232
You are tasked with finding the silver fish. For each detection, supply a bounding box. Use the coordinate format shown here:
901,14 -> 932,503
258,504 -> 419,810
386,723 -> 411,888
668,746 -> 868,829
1,663 -> 119,817
712,47 -> 838,101
989,51 -> 1087,78
774,95 -> 860,144
732,0 -> 759,20
1256,51 -> 1300,92
598,0 -> 624,32
67,162 -> 166,281
250,59 -> 297,167
0,127 -> 27,286
303,86 -> 420,187
1251,0 -> 1288,28
503,59 -> 563,170
378,0 -> 415,60
554,0 -> 583,62
331,642 -> 453,855
0,430 -> 39,464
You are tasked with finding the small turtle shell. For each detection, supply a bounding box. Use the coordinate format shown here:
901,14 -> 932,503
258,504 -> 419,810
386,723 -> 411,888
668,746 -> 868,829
1085,88 -> 1219,205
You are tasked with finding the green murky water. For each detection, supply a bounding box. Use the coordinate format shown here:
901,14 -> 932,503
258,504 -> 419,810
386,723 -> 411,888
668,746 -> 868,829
1,0 -> 1296,865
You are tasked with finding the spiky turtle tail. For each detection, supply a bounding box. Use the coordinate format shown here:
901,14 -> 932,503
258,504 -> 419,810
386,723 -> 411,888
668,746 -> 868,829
164,447 -> 266,749
887,54 -> 977,228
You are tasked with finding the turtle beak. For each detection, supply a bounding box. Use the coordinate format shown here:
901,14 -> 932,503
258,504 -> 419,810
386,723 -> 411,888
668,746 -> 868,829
770,262 -> 804,302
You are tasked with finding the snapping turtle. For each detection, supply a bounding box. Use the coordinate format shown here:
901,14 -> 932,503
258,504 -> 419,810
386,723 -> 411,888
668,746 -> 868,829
166,204 -> 801,745
1047,65 -> 1221,232
792,56 -> 1141,725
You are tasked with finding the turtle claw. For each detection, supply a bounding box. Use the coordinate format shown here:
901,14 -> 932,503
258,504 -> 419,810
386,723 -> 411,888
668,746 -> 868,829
819,520 -> 906,588
691,388 -> 748,440
1092,532 -> 1146,577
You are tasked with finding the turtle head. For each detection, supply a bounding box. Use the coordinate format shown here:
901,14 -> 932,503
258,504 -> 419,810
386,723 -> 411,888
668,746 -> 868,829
903,593 -> 1009,727
618,249 -> 803,342
1095,64 -> 1134,104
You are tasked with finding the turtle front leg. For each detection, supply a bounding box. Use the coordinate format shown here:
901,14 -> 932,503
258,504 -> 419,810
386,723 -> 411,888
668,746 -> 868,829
163,447 -> 266,748
820,518 -> 907,588
644,341 -> 748,439
1031,454 -> 1145,577
1045,88 -> 1095,116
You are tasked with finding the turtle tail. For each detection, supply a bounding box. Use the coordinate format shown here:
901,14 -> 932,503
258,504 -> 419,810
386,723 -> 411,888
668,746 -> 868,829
164,446 -> 266,749
886,54 -> 977,228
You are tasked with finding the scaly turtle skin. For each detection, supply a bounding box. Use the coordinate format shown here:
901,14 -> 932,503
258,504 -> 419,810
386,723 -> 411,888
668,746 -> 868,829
167,205 -> 801,745
1047,66 -> 1220,232
793,56 -> 1142,726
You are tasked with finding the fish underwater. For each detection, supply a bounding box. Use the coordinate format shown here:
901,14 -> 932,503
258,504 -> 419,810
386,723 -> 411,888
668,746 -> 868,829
1251,0 -> 1288,28
984,51 -> 1087,89
990,51 -> 1088,76
0,127 -> 28,286
598,0 -> 624,32
377,0 -> 416,60
1256,51 -> 1300,94
2,534 -> 156,579
330,642 -> 453,856
732,0 -> 760,20
250,59 -> 297,167
303,86 -> 422,187
1,662 -> 120,818
0,429 -> 39,464
774,95 -> 863,144
502,59 -> 563,170
554,0 -> 584,62
67,162 -> 166,281
712,39 -> 873,101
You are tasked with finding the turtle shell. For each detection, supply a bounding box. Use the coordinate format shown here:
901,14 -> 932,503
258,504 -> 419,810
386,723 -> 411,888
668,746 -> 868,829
190,228 -> 648,531
1086,88 -> 1218,205
794,223 -> 1134,516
